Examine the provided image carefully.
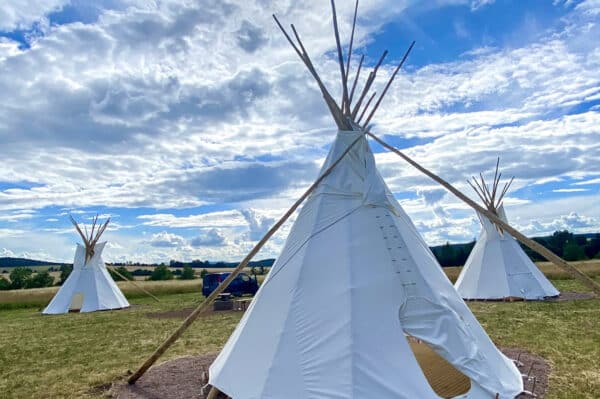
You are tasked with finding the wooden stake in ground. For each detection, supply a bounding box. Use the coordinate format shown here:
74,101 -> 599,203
128,133 -> 366,385
367,132 -> 600,296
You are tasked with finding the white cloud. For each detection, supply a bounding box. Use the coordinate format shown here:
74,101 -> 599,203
138,211 -> 246,228
0,0 -> 67,31
518,212 -> 598,236
241,209 -> 276,241
0,248 -> 15,257
147,232 -> 187,248
573,177 -> 600,185
470,0 -> 495,10
575,0 -> 600,15
552,188 -> 589,193
190,228 -> 226,247
0,1 -> 598,262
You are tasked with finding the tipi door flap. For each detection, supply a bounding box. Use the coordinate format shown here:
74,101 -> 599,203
507,271 -> 536,297
70,292 -> 84,310
399,297 -> 502,398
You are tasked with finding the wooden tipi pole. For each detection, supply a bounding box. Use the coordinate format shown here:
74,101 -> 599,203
128,133 -> 366,385
367,132 -> 600,296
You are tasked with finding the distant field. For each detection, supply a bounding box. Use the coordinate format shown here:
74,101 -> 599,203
1,261 -> 598,309
0,280 -> 201,310
0,270 -> 267,310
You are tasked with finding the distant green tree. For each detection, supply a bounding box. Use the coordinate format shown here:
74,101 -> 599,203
563,240 -> 586,261
439,242 -> 457,266
149,264 -> 174,281
200,268 -> 209,278
258,266 -> 266,275
547,230 -> 574,257
0,276 -> 10,290
179,265 -> 195,280
9,268 -> 32,289
59,264 -> 73,285
584,234 -> 600,259
25,271 -> 55,288
109,266 -> 133,281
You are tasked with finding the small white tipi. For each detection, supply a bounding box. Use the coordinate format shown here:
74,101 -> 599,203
207,3 -> 524,398
43,216 -> 129,314
455,163 -> 559,301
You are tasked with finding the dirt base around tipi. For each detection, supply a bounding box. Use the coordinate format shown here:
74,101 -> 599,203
109,354 -> 226,399
464,291 -> 594,302
109,347 -> 549,399
549,291 -> 595,301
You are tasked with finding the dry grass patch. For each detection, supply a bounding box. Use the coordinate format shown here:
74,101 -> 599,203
0,279 -> 202,310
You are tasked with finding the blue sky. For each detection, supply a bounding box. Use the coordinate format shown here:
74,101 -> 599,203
0,0 -> 598,263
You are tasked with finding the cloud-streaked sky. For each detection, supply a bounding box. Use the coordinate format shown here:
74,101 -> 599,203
0,0 -> 598,263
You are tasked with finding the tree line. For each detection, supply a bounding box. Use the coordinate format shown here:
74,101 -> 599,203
1,230 -> 598,289
432,230 -> 600,267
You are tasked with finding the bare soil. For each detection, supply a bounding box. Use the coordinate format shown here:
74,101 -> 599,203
464,291 -> 595,302
505,347 -> 550,399
549,291 -> 595,301
109,354 -> 226,399
110,348 -> 549,399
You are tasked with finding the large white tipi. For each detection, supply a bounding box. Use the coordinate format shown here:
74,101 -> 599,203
43,216 -> 129,314
206,3 -> 524,398
455,163 -> 559,301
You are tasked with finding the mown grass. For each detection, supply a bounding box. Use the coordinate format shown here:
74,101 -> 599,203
470,277 -> 600,399
0,269 -> 598,398
0,292 -> 244,399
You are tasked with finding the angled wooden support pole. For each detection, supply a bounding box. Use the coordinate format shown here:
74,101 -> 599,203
206,386 -> 220,399
368,132 -> 600,296
107,265 -> 160,302
127,134 -> 365,385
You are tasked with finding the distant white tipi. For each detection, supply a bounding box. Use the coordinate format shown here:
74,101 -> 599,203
207,3 -> 524,398
43,216 -> 129,314
455,161 -> 560,300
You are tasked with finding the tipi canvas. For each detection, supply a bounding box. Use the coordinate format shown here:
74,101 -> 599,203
207,3 -> 523,398
455,165 -> 559,300
43,217 -> 129,314
210,131 -> 523,398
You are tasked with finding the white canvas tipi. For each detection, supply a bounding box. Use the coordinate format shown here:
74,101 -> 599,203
207,3 -> 524,398
455,164 -> 559,301
43,216 -> 129,314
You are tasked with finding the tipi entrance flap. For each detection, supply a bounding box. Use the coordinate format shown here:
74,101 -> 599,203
69,292 -> 84,311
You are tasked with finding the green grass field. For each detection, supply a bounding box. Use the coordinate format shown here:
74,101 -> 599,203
0,265 -> 598,398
